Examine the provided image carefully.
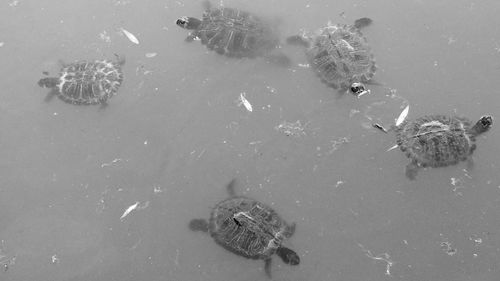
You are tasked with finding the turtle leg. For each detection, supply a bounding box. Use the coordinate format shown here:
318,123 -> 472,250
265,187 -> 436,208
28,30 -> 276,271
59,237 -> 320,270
44,89 -> 57,103
264,258 -> 273,278
466,157 -> 474,171
285,222 -> 296,238
98,98 -> 109,109
264,51 -> 291,67
185,33 -> 197,42
226,179 -> 237,197
286,35 -> 310,48
405,161 -> 419,180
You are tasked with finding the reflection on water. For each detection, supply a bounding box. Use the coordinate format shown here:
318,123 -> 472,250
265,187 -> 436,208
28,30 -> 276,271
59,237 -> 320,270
0,0 -> 499,281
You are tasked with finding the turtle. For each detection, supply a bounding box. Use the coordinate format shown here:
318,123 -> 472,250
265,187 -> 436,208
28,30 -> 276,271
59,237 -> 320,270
38,54 -> 125,106
374,106 -> 493,180
189,179 -> 300,278
286,17 -> 377,97
176,0 -> 290,66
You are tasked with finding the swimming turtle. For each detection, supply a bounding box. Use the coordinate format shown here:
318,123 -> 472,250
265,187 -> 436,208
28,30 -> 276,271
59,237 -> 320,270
287,17 -> 376,97
38,54 -> 125,106
176,0 -> 289,65
374,106 -> 493,179
189,179 -> 300,278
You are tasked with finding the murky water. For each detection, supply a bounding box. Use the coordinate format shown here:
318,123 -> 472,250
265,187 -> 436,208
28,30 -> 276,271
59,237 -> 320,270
1,0 -> 499,280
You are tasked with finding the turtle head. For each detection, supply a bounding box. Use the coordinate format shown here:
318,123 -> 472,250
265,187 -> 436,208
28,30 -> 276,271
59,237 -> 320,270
470,115 -> 493,136
38,77 -> 58,88
176,16 -> 202,30
350,82 -> 370,97
276,247 -> 300,265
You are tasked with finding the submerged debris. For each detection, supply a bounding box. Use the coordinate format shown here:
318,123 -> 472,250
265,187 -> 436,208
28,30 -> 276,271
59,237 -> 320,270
275,120 -> 307,137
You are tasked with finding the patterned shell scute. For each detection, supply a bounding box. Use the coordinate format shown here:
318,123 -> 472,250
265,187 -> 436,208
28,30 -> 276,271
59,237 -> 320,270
395,115 -> 474,167
57,60 -> 123,105
194,6 -> 278,58
306,24 -> 376,89
209,197 -> 287,259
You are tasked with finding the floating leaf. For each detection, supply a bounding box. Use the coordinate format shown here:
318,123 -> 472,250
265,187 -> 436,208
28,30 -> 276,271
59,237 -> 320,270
120,28 -> 139,44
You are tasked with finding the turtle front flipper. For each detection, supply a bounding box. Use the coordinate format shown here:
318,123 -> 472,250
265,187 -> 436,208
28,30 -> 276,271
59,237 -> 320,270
405,161 -> 419,180
189,219 -> 209,232
353,17 -> 373,29
276,246 -> 300,265
286,35 -> 310,48
38,77 -> 59,88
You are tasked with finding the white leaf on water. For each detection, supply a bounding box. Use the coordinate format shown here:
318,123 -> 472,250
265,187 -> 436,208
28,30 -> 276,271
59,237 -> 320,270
386,144 -> 399,152
145,52 -> 157,58
120,201 -> 139,220
120,28 -> 139,44
395,105 -> 409,126
237,92 -> 253,112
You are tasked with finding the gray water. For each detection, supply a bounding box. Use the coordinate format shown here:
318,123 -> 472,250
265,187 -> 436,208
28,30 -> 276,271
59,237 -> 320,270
1,0 -> 499,280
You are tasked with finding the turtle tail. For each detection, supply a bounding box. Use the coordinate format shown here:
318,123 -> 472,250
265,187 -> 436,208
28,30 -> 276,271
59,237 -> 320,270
38,77 -> 59,88
354,17 -> 373,29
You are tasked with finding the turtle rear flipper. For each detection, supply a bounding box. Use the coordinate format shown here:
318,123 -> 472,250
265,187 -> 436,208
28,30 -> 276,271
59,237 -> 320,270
276,247 -> 300,265
405,161 -> 419,180
189,219 -> 209,232
286,35 -> 310,48
226,179 -> 237,197
354,17 -> 373,29
264,51 -> 291,67
44,89 -> 58,103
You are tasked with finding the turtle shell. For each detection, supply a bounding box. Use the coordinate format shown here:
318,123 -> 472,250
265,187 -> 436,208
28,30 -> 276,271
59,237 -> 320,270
305,23 -> 376,90
395,115 -> 475,168
208,196 -> 290,260
192,6 -> 279,58
55,59 -> 124,105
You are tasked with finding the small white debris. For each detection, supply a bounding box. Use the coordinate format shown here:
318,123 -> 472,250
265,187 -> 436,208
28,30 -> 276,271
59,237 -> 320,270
358,243 -> 394,276
395,105 -> 409,126
51,254 -> 59,264
298,63 -> 310,68
237,92 -> 253,112
9,0 -> 19,7
120,201 -> 139,220
145,52 -> 157,58
275,120 -> 307,137
99,30 -> 111,43
101,158 -> 122,168
153,186 -> 163,193
120,28 -> 140,44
